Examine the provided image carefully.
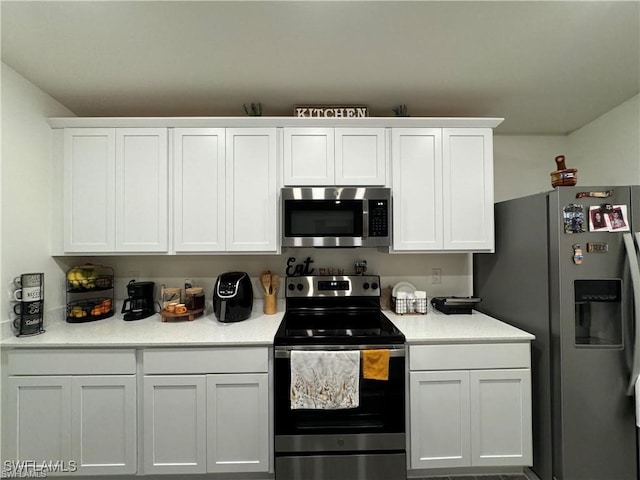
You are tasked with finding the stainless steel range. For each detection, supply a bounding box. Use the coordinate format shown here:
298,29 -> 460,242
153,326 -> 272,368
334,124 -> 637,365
274,275 -> 406,480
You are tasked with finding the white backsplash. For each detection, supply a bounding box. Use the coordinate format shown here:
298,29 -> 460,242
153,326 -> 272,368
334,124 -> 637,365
52,249 -> 472,303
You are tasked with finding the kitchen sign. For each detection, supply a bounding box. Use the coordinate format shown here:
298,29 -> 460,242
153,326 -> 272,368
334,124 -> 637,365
294,105 -> 368,118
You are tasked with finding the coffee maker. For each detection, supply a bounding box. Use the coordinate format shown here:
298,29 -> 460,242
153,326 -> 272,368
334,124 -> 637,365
121,280 -> 156,321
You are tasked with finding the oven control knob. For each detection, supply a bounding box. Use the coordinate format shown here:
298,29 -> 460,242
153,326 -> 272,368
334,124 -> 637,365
371,282 -> 379,290
363,282 -> 370,290
288,284 -> 295,291
296,283 -> 304,291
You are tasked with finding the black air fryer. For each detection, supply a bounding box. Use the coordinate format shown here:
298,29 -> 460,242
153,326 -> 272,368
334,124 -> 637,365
213,272 -> 253,322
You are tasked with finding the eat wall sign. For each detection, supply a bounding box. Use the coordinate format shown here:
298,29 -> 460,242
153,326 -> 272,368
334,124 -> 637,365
294,105 -> 369,118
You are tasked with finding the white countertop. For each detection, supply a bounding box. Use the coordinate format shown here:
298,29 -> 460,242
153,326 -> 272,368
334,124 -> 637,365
1,302 -> 533,348
386,306 -> 534,343
0,300 -> 285,348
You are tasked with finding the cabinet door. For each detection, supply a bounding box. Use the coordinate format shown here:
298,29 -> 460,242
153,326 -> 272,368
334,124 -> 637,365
173,128 -> 226,252
63,128 -> 116,252
335,128 -> 386,185
206,373 -> 269,473
5,376 -> 72,463
225,128 -> 278,252
469,369 -> 532,467
115,128 -> 168,252
442,128 -> 494,251
409,370 -> 471,469
143,375 -> 207,474
283,127 -> 334,185
392,128 -> 443,250
71,376 -> 136,475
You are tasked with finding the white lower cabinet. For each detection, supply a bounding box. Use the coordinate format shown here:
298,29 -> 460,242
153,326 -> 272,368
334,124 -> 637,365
4,350 -> 137,476
410,370 -> 471,468
3,348 -> 270,477
408,344 -> 532,470
142,348 -> 270,475
143,375 -> 207,474
206,373 -> 269,473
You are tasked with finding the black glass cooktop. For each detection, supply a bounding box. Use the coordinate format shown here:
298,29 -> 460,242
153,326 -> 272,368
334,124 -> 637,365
274,309 -> 405,346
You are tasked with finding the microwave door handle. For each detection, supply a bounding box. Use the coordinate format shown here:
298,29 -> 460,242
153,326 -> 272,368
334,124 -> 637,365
362,209 -> 369,239
623,232 -> 640,395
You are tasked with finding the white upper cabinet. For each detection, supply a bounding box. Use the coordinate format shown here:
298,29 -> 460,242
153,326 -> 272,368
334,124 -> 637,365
283,128 -> 334,185
63,128 -> 116,252
174,128 -> 278,254
392,128 -> 443,250
335,128 -> 386,185
442,128 -> 494,251
225,128 -> 279,252
63,128 -> 168,253
392,127 -> 494,252
115,128 -> 168,252
55,117 -> 500,255
283,127 -> 386,185
173,128 -> 226,252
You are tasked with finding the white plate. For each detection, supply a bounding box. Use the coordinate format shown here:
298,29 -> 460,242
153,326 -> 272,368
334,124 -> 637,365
392,281 -> 416,297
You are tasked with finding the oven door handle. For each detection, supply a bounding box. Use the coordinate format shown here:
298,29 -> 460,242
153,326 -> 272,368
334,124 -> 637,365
274,346 -> 405,359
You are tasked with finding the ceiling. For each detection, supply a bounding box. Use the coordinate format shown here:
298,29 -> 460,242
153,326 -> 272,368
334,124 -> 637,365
2,1 -> 639,134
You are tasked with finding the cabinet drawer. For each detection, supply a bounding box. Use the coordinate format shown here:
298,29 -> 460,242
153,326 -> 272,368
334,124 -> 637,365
7,349 -> 136,375
409,343 -> 530,371
143,347 -> 269,374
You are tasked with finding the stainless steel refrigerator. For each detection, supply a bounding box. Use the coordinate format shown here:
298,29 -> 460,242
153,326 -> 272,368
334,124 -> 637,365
473,185 -> 640,480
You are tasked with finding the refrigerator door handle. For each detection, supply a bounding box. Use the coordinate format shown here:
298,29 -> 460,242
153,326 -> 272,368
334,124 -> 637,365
623,232 -> 640,395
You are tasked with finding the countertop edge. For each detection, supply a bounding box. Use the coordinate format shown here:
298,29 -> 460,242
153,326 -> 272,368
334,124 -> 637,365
1,305 -> 535,348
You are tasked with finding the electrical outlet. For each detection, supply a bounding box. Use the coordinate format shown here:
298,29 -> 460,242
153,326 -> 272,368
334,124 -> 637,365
128,271 -> 140,281
432,268 -> 441,284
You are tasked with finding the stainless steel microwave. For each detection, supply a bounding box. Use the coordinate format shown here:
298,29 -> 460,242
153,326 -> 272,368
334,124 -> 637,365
281,187 -> 391,248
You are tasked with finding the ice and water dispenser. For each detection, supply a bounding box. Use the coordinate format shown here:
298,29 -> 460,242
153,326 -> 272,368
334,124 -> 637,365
574,279 -> 622,347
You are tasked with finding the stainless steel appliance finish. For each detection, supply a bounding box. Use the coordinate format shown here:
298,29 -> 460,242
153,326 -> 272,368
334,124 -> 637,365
474,185 -> 640,480
275,452 -> 406,480
274,275 -> 406,480
281,187 -> 391,248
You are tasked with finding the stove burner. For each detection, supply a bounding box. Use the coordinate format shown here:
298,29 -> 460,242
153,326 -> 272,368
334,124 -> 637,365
275,275 -> 405,347
276,311 -> 404,345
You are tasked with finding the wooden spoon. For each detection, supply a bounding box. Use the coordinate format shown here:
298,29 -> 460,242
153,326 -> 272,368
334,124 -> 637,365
261,271 -> 271,295
271,274 -> 279,295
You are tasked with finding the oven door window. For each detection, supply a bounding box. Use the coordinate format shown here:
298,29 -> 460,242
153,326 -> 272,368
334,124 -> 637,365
284,200 -> 363,237
275,356 -> 405,435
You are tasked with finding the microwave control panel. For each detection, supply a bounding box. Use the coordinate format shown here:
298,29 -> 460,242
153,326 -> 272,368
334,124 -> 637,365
368,199 -> 389,237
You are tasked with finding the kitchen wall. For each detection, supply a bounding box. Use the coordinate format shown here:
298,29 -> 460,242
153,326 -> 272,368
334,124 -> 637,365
1,64 -> 74,322
1,62 -> 638,324
493,93 -> 640,202
59,250 -> 473,305
568,93 -> 640,186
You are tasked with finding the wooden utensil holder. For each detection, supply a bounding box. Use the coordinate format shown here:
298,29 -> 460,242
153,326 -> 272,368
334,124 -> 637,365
264,294 -> 277,315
